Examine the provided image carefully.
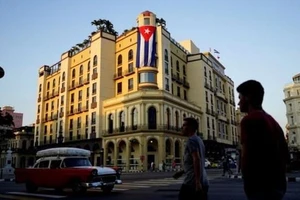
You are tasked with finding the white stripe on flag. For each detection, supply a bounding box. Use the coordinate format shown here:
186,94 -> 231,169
147,34 -> 154,66
139,35 -> 145,67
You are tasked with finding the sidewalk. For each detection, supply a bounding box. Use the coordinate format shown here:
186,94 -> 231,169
227,171 -> 300,182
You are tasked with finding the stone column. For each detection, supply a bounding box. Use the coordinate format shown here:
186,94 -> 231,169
126,142 -> 130,171
114,142 -> 118,166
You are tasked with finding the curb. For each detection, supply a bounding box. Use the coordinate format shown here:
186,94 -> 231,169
227,175 -> 300,182
0,178 -> 15,182
123,169 -> 182,174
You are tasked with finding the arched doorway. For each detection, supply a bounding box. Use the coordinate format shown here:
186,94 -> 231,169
118,140 -> 126,168
106,142 -> 115,166
129,138 -> 140,170
174,140 -> 181,168
92,143 -> 100,166
147,138 -> 158,170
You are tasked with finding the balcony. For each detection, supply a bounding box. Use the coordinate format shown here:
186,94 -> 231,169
183,80 -> 190,88
102,124 -> 183,136
114,72 -> 123,80
92,73 -> 98,80
206,108 -> 211,115
83,79 -> 90,85
171,74 -> 183,84
61,87 -> 65,93
229,99 -> 235,106
124,69 -> 135,76
204,82 -> 210,89
91,102 -> 97,109
67,110 -> 74,116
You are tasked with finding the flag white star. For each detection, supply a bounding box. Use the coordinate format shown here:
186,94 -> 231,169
144,28 -> 151,34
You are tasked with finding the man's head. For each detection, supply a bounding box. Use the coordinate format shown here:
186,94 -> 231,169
182,117 -> 198,136
236,80 -> 264,113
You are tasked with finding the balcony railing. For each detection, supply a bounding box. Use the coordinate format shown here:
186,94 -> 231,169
102,124 -> 182,136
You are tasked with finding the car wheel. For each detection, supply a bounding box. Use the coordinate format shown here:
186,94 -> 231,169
71,180 -> 87,194
102,185 -> 114,194
25,181 -> 38,193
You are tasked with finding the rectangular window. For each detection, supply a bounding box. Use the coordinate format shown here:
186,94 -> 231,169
92,83 -> 96,94
117,82 -> 122,94
144,18 -> 150,25
128,78 -> 133,90
165,62 -> 169,75
165,78 -> 169,91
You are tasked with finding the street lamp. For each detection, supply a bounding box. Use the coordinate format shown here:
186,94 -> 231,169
0,67 -> 4,79
100,148 -> 104,166
57,133 -> 64,145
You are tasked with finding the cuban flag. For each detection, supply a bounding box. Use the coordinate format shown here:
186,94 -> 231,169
136,25 -> 156,68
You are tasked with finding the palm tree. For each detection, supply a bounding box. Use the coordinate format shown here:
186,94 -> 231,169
76,43 -> 85,48
83,39 -> 90,47
91,19 -> 118,36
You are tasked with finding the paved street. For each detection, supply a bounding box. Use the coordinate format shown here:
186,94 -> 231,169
0,170 -> 299,200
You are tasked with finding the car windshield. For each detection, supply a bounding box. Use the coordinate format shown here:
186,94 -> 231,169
63,158 -> 92,167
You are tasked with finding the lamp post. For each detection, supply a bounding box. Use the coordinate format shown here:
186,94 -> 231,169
100,148 -> 104,166
0,67 -> 4,79
57,130 -> 64,147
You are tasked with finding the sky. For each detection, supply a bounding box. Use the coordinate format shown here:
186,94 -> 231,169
0,0 -> 299,130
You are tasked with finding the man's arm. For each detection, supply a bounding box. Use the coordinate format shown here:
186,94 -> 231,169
192,150 -> 201,188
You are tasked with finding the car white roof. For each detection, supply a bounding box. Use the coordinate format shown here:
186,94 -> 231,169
37,147 -> 91,157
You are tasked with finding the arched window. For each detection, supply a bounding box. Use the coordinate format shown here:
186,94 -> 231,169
79,65 -> 83,75
117,55 -> 122,65
108,114 -> 113,133
47,82 -> 50,90
119,111 -> 125,132
93,55 -> 98,66
128,50 -> 133,61
52,79 -> 55,87
148,107 -> 157,129
175,111 -> 179,130
87,61 -> 90,71
131,108 -> 138,130
166,108 -> 170,129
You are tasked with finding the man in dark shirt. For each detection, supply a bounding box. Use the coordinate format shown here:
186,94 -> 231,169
237,80 -> 290,200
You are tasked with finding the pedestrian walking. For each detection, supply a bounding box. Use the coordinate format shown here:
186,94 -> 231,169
222,155 -> 233,176
173,117 -> 209,200
237,80 -> 290,200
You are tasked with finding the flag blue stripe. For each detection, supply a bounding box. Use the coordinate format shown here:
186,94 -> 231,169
150,32 -> 156,67
136,31 -> 141,68
144,41 -> 149,66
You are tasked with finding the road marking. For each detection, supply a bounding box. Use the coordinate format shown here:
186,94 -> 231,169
116,183 -> 151,188
0,194 -> 43,200
6,192 -> 66,199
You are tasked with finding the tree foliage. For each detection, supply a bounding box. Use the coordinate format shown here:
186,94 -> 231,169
91,19 -> 118,36
0,108 -> 15,141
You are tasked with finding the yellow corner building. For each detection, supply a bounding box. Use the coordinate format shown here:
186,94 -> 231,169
35,11 -> 238,171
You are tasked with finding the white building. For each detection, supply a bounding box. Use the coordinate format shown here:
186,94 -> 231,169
283,73 -> 300,150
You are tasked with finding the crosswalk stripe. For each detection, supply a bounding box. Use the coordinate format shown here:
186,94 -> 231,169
0,194 -> 43,200
116,184 -> 151,188
6,192 -> 66,199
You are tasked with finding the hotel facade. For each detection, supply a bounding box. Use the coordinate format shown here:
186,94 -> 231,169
35,11 -> 238,171
283,73 -> 300,161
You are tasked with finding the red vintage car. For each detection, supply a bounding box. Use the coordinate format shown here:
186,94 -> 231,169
14,147 -> 122,194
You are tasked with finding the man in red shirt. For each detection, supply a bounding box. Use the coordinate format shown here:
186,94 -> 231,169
237,80 -> 290,200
